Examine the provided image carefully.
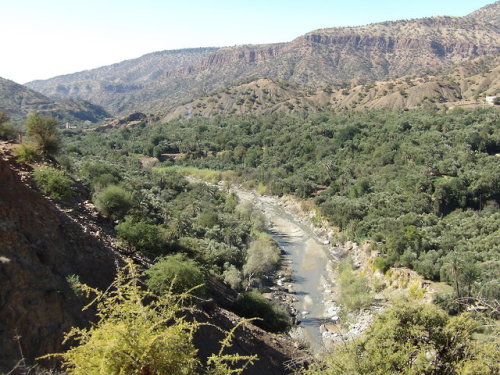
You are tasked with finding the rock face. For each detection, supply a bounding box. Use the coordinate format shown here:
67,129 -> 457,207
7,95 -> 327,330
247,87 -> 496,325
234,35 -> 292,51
0,154 -> 120,372
26,3 -> 500,116
0,76 -> 110,124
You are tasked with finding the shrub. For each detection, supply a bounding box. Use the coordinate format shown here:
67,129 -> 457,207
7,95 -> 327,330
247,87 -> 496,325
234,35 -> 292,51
44,260 -> 256,375
0,111 -> 18,140
223,264 -> 243,290
233,291 -> 291,333
14,144 -> 40,163
304,303 -> 498,375
33,166 -> 74,200
337,258 -> 373,311
115,216 -> 165,258
94,185 -> 133,219
25,113 -> 61,157
146,254 -> 205,297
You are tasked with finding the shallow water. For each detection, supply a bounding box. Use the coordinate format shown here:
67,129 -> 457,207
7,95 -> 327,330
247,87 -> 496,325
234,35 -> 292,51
236,191 -> 331,349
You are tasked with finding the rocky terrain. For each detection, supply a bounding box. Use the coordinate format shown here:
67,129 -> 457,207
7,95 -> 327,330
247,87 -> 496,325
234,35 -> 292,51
0,144 -> 307,374
163,55 -> 499,120
26,2 -> 500,116
0,145 -> 122,371
0,77 -> 110,124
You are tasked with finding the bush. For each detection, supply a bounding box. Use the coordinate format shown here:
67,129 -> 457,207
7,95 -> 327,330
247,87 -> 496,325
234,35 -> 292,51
146,254 -> 205,297
45,260 -> 256,375
337,258 -> 373,311
304,302 -> 498,375
14,144 -> 40,163
33,166 -> 74,200
115,216 -> 165,258
94,185 -> 133,219
233,291 -> 291,333
25,113 -> 61,157
0,111 -> 18,140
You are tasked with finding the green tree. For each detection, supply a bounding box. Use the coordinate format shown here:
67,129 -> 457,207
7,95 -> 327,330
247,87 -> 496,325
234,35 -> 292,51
305,302 -> 498,375
146,254 -> 205,296
25,113 -> 61,157
33,166 -> 74,200
233,291 -> 291,333
94,185 -> 133,220
242,236 -> 280,289
0,111 -> 18,140
116,216 -> 165,258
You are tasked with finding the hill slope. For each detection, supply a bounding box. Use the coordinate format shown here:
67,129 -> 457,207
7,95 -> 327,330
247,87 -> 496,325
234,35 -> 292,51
27,2 -> 500,116
163,56 -> 499,120
0,76 -> 110,124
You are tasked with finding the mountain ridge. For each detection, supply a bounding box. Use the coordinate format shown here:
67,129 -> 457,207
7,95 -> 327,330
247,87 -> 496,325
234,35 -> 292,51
26,2 -> 500,116
0,76 -> 110,124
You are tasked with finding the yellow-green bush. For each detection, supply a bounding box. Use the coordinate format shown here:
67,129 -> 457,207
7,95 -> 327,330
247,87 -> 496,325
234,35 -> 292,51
44,260 -> 257,375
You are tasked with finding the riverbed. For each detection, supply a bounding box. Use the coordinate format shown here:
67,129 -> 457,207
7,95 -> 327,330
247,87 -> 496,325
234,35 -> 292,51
231,189 -> 336,349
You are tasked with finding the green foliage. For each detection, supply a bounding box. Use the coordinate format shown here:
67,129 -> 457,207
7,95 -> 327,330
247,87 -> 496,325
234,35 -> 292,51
33,166 -> 74,200
44,260 -> 256,375
0,111 -> 18,140
94,184 -> 133,219
337,258 -> 373,311
305,302 -> 499,375
14,143 -> 40,163
58,108 -> 499,307
223,264 -> 243,290
242,236 -> 280,287
116,216 -> 165,258
25,113 -> 61,157
80,162 -> 122,191
234,291 -> 291,333
146,254 -> 205,296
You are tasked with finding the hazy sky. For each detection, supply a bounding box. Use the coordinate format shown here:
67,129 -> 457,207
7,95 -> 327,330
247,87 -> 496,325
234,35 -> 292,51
1,0 -> 494,83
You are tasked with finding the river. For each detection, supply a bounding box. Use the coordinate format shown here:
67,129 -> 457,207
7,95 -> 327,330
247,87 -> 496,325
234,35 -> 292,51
232,189 -> 335,350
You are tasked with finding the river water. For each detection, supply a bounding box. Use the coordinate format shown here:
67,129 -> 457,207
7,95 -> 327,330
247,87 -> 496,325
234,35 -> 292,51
233,189 -> 332,349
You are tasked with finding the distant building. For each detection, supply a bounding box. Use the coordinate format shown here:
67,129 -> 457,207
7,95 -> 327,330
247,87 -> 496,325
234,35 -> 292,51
485,96 -> 497,105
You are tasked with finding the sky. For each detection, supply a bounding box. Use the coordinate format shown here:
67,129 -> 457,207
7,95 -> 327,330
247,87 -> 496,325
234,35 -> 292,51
0,0 -> 494,83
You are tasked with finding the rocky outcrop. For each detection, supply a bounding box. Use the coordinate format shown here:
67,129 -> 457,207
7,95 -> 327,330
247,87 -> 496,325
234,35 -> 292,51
25,3 -> 500,116
0,154 -> 121,372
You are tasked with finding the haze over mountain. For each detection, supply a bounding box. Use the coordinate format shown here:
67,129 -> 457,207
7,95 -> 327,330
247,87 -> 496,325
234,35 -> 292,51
25,2 -> 500,117
0,76 -> 109,123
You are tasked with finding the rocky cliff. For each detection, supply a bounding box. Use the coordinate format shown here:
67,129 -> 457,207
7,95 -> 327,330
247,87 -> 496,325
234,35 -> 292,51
26,2 -> 500,116
0,150 -> 122,372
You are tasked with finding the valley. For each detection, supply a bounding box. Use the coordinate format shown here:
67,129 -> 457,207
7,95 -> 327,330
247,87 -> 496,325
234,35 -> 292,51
0,1 -> 499,374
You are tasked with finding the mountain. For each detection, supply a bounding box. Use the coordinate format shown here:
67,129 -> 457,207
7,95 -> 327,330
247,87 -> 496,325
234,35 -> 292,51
26,48 -> 219,115
163,55 -> 499,120
465,0 -> 500,25
27,3 -> 499,116
0,76 -> 110,123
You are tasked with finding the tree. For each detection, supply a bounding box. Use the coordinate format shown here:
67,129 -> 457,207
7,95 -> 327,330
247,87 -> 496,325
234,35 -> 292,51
242,236 -> 280,289
146,254 -> 205,296
94,185 -> 133,220
25,113 -> 61,157
305,302 -> 498,375
116,216 -> 165,258
33,166 -> 74,200
0,110 -> 18,140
